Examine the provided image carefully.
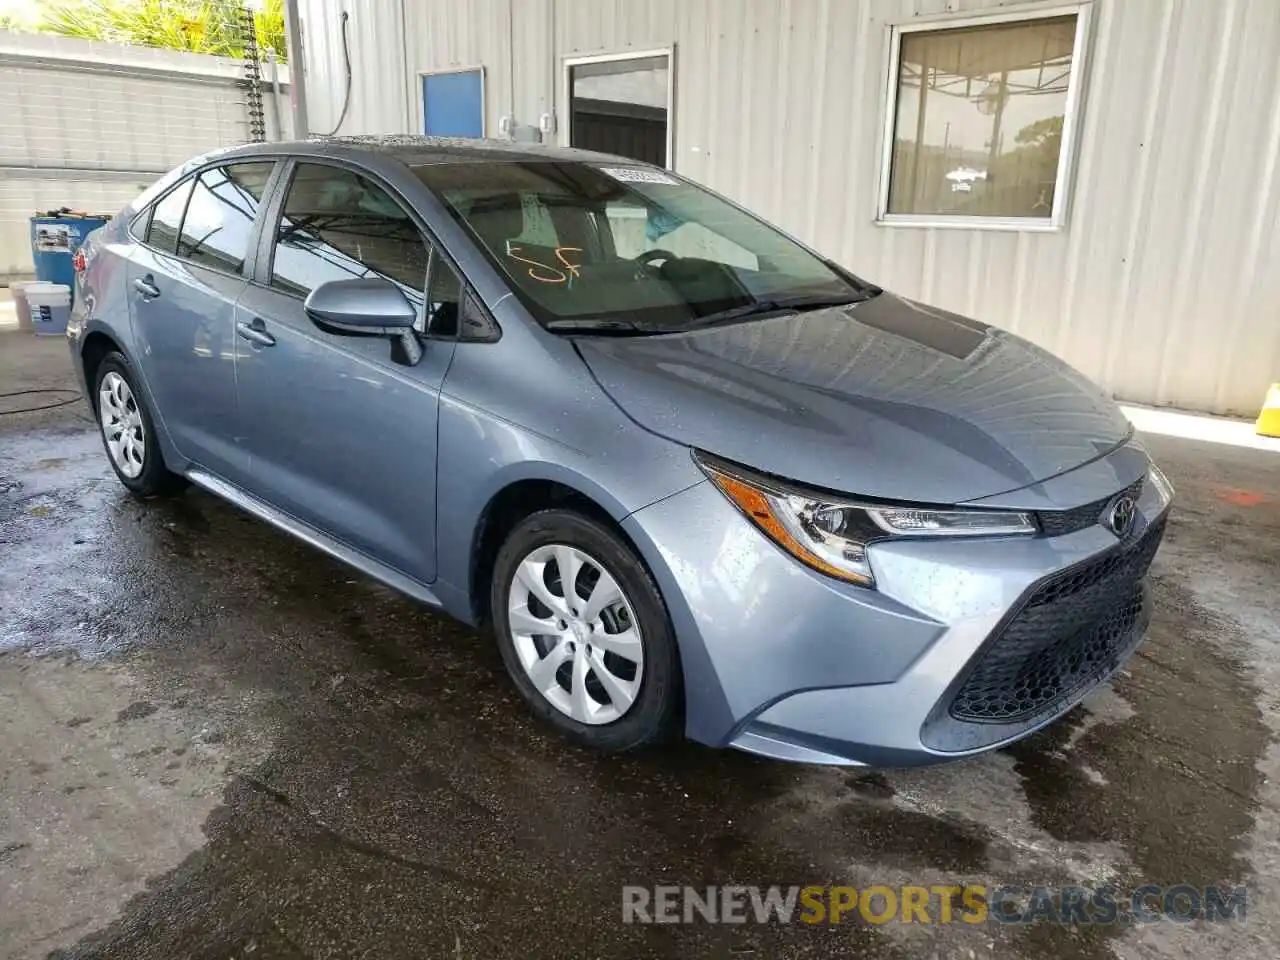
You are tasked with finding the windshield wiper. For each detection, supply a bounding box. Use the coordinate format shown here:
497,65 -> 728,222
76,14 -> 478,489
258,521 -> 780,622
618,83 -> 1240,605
544,318 -> 650,335
545,291 -> 881,336
823,260 -> 884,300
690,294 -> 868,329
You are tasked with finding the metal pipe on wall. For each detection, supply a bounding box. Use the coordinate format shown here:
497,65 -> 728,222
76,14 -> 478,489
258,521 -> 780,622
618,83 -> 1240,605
282,0 -> 309,137
266,49 -> 285,140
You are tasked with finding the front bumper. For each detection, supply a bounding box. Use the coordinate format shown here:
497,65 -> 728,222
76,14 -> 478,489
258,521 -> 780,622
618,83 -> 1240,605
622,446 -> 1170,767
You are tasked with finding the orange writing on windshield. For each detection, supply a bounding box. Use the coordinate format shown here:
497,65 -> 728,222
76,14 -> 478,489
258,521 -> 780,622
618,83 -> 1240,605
505,244 -> 583,284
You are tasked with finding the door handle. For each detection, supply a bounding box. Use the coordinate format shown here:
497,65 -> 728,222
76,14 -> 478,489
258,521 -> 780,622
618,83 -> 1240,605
236,318 -> 276,347
132,275 -> 160,299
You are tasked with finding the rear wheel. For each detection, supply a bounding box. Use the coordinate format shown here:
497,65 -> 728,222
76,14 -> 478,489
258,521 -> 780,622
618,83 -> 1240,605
491,509 -> 682,752
93,352 -> 185,498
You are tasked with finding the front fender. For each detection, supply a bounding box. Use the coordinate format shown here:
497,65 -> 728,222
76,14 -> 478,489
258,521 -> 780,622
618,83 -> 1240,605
431,390 -> 701,623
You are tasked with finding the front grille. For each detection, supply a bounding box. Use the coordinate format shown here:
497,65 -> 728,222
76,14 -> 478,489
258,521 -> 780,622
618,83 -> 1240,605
949,516 -> 1166,723
1036,477 -> 1145,537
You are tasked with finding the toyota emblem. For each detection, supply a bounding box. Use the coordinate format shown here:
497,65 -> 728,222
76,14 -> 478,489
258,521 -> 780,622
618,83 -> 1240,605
1107,495 -> 1137,537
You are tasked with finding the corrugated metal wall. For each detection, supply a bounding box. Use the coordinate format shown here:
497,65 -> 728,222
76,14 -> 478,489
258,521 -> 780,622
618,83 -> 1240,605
0,31 -> 293,281
297,0 -> 1280,415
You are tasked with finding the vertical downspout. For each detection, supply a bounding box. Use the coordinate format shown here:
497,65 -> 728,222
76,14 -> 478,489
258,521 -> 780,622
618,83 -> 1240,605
282,0 -> 309,136
400,0 -> 412,131
508,0 -> 518,133
266,49 -> 285,140
548,0 -> 556,141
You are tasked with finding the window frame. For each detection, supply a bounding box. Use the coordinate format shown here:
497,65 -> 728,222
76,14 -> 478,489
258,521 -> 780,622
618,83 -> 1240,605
255,157 -> 501,343
129,159 -> 283,280
560,47 -> 676,170
874,2 -> 1093,232
417,65 -> 486,137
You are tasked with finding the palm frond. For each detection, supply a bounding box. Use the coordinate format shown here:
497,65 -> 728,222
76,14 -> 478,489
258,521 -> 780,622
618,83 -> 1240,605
36,0 -> 287,61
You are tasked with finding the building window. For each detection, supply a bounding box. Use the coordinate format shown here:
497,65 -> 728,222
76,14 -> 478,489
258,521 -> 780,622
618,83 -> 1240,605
879,8 -> 1088,228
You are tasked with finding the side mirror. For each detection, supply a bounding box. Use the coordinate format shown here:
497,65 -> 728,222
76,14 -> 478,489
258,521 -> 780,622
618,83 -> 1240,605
304,278 -> 417,337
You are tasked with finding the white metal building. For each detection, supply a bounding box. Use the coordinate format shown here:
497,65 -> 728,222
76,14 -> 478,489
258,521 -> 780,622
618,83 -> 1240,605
293,0 -> 1280,416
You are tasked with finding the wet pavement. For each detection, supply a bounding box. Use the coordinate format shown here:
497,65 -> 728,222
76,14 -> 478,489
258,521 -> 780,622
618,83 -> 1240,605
2,329 -> 1279,959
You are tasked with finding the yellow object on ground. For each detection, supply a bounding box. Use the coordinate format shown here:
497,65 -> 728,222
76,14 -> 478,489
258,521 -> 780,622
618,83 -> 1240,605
1258,384 -> 1280,438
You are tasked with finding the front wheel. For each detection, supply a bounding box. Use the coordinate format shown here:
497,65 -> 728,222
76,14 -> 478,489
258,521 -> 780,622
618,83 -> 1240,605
490,509 -> 682,752
93,352 -> 186,498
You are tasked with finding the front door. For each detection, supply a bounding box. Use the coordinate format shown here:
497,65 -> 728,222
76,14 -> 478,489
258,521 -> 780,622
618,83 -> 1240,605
127,161 -> 275,482
233,161 -> 456,583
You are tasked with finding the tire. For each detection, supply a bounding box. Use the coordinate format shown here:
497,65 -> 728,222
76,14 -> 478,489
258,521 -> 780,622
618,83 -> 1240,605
491,508 -> 682,752
92,352 -> 186,498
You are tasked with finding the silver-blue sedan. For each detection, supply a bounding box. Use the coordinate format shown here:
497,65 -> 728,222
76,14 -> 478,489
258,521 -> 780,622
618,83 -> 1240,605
67,136 -> 1173,766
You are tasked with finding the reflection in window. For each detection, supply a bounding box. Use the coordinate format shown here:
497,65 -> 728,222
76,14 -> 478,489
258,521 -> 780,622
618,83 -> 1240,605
270,163 -> 428,310
178,162 -> 274,273
606,200 -> 758,269
886,15 -> 1078,219
424,249 -> 462,337
417,161 -> 859,330
147,178 -> 195,254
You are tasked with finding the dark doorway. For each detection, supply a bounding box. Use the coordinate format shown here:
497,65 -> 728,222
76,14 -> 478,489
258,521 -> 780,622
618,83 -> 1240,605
566,54 -> 670,167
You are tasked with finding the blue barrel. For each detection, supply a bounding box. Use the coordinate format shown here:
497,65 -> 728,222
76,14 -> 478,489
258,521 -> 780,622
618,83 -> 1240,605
30,215 -> 110,288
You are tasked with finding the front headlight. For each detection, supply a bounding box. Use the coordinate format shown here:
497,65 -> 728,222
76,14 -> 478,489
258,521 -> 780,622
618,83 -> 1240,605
694,452 -> 1036,587
1147,463 -> 1175,508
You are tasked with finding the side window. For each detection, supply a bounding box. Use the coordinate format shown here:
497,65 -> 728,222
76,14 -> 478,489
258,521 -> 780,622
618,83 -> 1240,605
269,162 -> 427,311
145,178 -> 195,254
424,248 -> 461,337
177,162 -> 274,274
131,205 -> 153,241
422,248 -> 497,341
422,246 -> 499,341
459,293 -> 496,341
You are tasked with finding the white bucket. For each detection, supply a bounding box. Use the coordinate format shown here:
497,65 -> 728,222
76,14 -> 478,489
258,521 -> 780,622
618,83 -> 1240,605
27,283 -> 72,336
10,281 -> 56,332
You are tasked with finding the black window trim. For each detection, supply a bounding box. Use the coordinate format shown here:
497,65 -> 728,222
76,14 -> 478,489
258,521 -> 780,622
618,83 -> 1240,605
422,244 -> 498,343
253,156 -> 501,344
128,157 -> 284,284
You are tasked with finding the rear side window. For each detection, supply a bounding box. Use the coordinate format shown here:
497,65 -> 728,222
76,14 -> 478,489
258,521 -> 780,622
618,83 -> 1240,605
177,162 -> 274,274
269,162 -> 428,309
146,178 -> 195,253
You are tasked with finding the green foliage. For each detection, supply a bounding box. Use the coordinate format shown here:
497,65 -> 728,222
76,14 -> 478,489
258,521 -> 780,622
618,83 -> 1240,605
35,0 -> 286,61
1013,116 -> 1063,151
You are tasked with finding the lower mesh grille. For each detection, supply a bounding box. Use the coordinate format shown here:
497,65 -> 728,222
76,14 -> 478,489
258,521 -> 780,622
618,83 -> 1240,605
949,516 -> 1166,724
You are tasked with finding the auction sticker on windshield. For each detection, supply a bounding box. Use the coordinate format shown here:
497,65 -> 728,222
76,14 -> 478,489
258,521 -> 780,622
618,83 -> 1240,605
599,167 -> 679,186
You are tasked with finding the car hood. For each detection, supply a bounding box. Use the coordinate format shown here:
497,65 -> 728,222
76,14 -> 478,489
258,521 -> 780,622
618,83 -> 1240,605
575,294 -> 1133,504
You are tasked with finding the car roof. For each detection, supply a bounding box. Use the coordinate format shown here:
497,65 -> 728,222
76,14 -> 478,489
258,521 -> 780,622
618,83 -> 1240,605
218,135 -> 641,168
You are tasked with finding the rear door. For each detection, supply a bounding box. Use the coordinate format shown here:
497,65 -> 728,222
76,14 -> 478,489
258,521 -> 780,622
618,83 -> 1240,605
232,160 -> 458,583
126,161 -> 276,482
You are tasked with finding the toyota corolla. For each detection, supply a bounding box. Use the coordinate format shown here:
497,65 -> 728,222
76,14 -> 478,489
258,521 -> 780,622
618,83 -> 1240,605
67,137 -> 1173,765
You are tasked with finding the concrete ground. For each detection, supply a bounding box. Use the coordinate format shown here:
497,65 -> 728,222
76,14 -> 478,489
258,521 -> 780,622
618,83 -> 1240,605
1,328 -> 1278,960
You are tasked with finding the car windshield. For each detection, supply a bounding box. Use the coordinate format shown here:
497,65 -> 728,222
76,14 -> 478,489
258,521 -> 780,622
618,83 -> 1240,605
411,160 -> 873,332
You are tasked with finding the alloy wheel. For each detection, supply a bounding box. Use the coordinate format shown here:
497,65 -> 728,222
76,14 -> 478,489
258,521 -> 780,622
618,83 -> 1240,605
98,371 -> 145,479
507,543 -> 645,725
